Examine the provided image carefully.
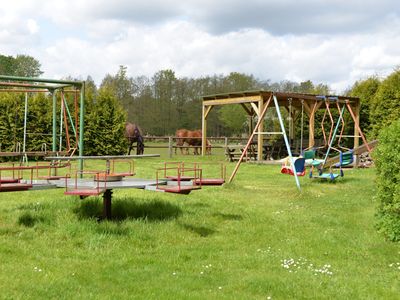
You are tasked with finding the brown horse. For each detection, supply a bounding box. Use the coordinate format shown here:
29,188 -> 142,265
175,129 -> 211,155
175,129 -> 189,154
125,122 -> 144,155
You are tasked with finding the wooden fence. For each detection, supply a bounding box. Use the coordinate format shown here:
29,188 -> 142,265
131,136 -> 314,159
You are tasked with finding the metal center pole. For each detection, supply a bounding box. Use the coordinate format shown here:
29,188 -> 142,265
22,92 -> 28,164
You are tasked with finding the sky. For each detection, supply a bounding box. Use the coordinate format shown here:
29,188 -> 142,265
0,0 -> 399,92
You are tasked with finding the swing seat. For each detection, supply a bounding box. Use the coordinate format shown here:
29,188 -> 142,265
302,150 -> 323,167
314,173 -> 340,181
281,158 -> 306,176
335,151 -> 354,167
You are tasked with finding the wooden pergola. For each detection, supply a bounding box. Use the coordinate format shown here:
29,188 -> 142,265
201,90 -> 361,160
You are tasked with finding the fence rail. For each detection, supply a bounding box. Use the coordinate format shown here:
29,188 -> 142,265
129,136 -> 315,159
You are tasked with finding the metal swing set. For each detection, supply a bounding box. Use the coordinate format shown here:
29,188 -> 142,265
0,75 -> 85,191
308,96 -> 372,180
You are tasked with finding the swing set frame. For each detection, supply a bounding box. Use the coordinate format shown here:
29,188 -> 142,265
0,75 -> 85,172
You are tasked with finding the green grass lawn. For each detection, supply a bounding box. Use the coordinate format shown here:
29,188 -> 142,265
0,154 -> 399,299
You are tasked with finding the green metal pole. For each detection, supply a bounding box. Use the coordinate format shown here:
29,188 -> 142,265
322,104 -> 346,166
0,75 -> 83,86
23,92 -> 28,164
59,93 -> 64,151
78,82 -> 85,175
52,91 -> 57,152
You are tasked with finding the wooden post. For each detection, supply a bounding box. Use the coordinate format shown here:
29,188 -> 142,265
201,104 -> 207,156
307,101 -> 323,148
201,105 -> 213,156
257,98 -> 264,161
289,109 -> 295,142
352,99 -> 361,167
308,104 -> 315,148
353,100 -> 360,149
168,136 -> 173,158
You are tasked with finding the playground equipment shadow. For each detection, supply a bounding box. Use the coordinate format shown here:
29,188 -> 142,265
73,196 -> 182,222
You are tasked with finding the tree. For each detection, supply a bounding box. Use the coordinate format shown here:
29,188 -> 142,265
0,54 -> 43,77
218,72 -> 261,135
100,65 -> 134,113
219,105 -> 247,135
84,87 -> 127,155
13,55 -> 43,77
348,76 -> 380,135
0,55 -> 15,75
369,69 -> 400,138
152,70 -> 178,135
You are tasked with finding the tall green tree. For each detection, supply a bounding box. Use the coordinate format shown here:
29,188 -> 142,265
218,72 -> 261,135
100,65 -> 134,116
13,55 -> 43,77
0,55 -> 15,75
348,77 -> 380,135
0,93 -> 24,151
0,54 -> 43,77
84,87 -> 127,155
370,69 -> 400,138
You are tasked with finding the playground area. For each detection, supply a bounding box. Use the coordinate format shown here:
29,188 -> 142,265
0,76 -> 398,298
1,156 -> 399,299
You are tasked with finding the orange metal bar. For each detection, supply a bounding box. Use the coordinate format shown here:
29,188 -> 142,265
62,93 -> 71,151
345,101 -> 371,152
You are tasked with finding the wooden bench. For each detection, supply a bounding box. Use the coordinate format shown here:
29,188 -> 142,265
225,145 -> 259,162
225,145 -> 242,162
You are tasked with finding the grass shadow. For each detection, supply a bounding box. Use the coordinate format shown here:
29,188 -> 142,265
18,211 -> 49,227
73,196 -> 182,222
186,202 -> 211,208
212,212 -> 243,221
180,223 -> 216,237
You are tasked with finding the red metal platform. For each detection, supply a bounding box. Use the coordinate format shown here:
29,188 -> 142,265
193,178 -> 225,186
0,177 -> 20,184
0,183 -> 33,192
157,185 -> 201,194
64,189 -> 106,197
166,175 -> 195,181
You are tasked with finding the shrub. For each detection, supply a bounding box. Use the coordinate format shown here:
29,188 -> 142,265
374,118 -> 400,241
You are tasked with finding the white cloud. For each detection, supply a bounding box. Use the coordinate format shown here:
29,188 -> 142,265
27,19 -> 39,34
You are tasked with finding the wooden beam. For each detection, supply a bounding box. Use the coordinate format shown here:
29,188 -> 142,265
203,95 -> 262,106
228,94 -> 273,183
240,103 -> 253,116
257,99 -> 264,161
201,105 -> 207,156
250,103 -> 259,115
303,100 -> 312,115
308,101 -> 322,148
204,105 -> 213,119
345,100 -> 370,152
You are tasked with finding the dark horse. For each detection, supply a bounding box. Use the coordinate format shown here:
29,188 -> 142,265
125,122 -> 144,155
